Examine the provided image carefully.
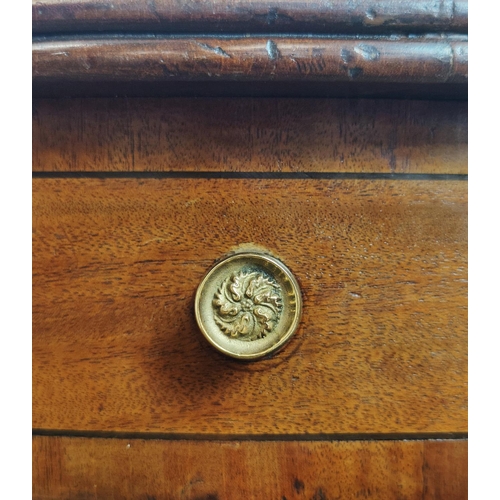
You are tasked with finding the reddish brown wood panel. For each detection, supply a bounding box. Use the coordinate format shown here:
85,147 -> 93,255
32,437 -> 468,500
32,0 -> 468,35
423,440 -> 469,499
32,36 -> 467,86
32,99 -> 468,174
32,178 -> 467,435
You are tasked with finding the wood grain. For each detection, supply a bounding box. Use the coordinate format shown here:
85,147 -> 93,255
32,437 -> 468,500
32,0 -> 468,35
32,98 -> 468,174
32,36 -> 468,86
32,178 -> 467,435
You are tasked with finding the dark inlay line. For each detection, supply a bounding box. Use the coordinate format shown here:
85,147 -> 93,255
32,428 -> 468,441
32,171 -> 468,181
32,33 -> 469,43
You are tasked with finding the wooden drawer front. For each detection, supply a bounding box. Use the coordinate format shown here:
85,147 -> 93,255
33,96 -> 467,498
33,178 -> 467,435
33,437 -> 467,500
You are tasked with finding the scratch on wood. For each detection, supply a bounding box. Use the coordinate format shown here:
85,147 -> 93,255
196,42 -> 231,58
366,9 -> 376,20
266,40 -> 280,60
354,44 -> 380,61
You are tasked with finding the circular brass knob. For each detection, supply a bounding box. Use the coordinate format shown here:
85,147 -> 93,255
195,251 -> 302,360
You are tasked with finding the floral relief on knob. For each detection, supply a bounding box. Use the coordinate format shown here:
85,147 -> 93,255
212,271 -> 283,341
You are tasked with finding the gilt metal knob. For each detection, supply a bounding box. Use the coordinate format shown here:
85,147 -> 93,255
195,251 -> 302,360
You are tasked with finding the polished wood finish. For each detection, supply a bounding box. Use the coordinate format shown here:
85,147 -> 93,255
32,436 -> 468,500
32,178 -> 467,435
32,36 -> 468,86
32,98 -> 468,174
33,0 -> 468,492
32,0 -> 468,35
32,0 -> 468,98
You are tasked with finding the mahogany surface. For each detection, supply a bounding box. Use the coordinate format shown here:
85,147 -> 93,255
33,98 -> 468,174
33,437 -> 468,500
33,178 -> 467,435
32,1 -> 468,495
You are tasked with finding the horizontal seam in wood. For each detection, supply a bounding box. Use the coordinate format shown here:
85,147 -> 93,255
32,33 -> 469,42
32,429 -> 468,441
32,172 -> 468,181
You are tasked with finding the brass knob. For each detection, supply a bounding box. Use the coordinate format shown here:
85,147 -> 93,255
195,251 -> 302,360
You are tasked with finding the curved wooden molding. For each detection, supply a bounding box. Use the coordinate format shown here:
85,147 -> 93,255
32,35 -> 468,97
32,0 -> 468,35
